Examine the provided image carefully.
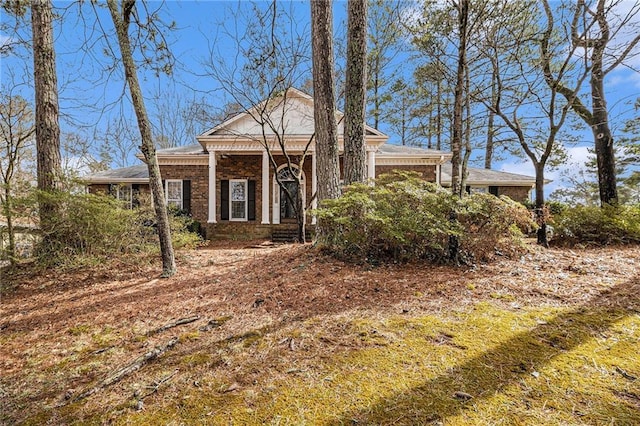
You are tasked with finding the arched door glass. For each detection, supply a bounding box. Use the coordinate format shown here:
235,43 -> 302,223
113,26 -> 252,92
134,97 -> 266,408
277,167 -> 300,220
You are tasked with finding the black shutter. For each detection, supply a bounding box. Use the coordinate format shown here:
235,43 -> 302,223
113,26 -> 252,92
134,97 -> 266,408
248,180 -> 256,221
108,184 -> 116,197
221,180 -> 229,221
182,180 -> 191,214
132,184 -> 140,208
489,186 -> 499,196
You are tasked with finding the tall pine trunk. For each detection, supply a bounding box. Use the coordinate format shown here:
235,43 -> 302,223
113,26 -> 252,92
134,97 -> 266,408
311,0 -> 340,207
343,0 -> 367,185
107,0 -> 176,277
31,0 -> 62,249
448,0 -> 468,263
485,69 -> 497,169
450,0 -> 467,198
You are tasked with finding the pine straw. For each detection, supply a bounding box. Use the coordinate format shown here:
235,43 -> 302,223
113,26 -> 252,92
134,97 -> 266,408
1,242 -> 639,424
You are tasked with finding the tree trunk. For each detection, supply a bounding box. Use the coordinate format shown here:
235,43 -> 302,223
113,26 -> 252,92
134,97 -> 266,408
591,65 -> 618,206
485,70 -> 497,169
107,0 -> 176,277
428,100 -> 433,149
436,78 -> 442,151
296,181 -> 306,243
373,62 -> 380,130
450,0 -> 468,198
534,162 -> 548,247
460,66 -> 471,193
311,0 -> 341,206
3,185 -> 16,265
343,0 -> 368,186
448,0 -> 468,263
31,0 -> 62,247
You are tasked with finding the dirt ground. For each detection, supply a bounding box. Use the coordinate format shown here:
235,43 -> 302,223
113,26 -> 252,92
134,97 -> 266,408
1,241 -> 639,423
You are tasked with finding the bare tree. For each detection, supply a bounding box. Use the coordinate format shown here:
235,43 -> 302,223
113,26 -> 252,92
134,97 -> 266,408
0,90 -> 35,264
367,0 -> 405,130
311,0 -> 341,209
552,0 -> 640,206
97,116 -> 138,168
31,0 -> 63,249
106,0 -> 175,277
150,86 -> 217,149
484,0 -> 590,246
203,0 -> 312,243
343,0 -> 368,185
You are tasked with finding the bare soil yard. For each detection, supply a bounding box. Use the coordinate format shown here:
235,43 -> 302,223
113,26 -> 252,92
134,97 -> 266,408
1,242 -> 639,425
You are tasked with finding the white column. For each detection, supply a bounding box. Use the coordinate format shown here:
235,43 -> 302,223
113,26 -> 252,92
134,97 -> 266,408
261,151 -> 270,224
435,164 -> 441,185
311,151 -> 317,224
208,150 -> 217,223
367,150 -> 376,181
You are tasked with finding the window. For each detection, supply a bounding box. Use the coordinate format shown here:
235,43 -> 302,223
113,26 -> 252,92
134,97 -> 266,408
230,179 -> 247,220
166,180 -> 183,209
221,179 -> 254,221
115,184 -> 132,208
469,186 -> 488,194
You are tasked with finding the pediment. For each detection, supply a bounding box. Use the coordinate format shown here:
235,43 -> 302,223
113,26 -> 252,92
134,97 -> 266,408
199,88 -> 387,141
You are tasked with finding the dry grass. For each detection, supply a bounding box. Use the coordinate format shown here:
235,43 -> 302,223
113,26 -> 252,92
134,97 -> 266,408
1,241 -> 639,425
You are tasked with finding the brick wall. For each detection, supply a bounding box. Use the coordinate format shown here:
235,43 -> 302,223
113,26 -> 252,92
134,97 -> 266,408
497,186 -> 532,202
159,164 -> 209,225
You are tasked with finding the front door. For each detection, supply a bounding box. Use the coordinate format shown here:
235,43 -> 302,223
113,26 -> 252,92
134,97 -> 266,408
273,165 -> 305,225
280,180 -> 299,221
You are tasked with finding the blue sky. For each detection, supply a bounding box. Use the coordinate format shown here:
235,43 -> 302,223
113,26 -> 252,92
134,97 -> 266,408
1,1 -> 639,196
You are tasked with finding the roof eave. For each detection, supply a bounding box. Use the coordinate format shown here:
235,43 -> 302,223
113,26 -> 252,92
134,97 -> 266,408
85,178 -> 149,184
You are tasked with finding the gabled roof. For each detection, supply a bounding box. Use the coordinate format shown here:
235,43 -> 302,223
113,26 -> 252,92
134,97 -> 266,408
440,163 -> 537,187
84,164 -> 149,184
198,87 -> 388,142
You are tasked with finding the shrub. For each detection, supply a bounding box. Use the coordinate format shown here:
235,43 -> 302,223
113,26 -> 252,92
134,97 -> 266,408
551,204 -> 640,246
458,193 -> 536,262
316,171 -> 535,264
317,171 -> 459,263
35,191 -> 201,267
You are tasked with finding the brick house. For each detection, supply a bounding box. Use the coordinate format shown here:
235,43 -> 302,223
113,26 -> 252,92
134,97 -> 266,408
86,89 -> 535,240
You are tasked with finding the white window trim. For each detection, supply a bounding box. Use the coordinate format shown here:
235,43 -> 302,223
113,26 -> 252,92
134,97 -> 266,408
116,183 -> 132,208
165,179 -> 183,209
469,186 -> 488,194
229,179 -> 248,222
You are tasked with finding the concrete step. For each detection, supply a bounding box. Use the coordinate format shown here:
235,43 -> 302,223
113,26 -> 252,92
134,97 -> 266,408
271,227 -> 313,243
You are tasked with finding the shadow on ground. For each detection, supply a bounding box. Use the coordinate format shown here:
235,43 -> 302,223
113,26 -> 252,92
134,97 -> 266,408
327,274 -> 640,425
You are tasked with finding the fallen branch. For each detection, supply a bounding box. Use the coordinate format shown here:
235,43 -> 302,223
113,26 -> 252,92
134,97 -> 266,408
73,337 -> 179,402
134,369 -> 179,401
615,366 -> 638,381
147,316 -> 200,336
199,316 -> 232,332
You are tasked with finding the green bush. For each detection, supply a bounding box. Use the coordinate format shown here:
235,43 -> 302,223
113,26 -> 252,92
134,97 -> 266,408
551,204 -> 640,246
316,171 -> 535,264
35,191 -> 201,266
458,193 -> 536,262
